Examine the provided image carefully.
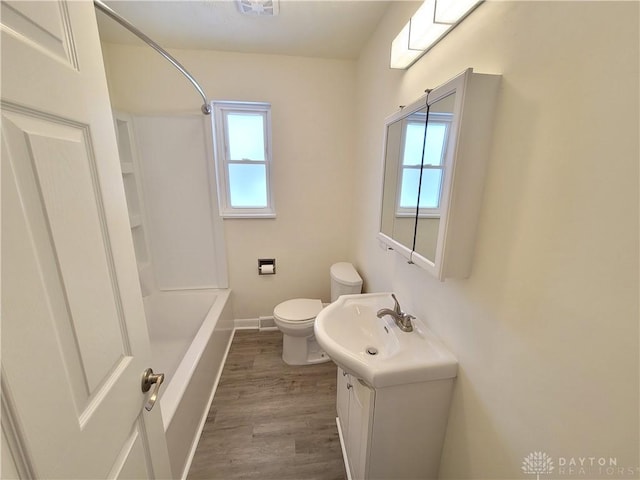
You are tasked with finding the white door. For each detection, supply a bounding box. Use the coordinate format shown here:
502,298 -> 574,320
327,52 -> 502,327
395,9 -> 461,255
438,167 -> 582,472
1,1 -> 172,478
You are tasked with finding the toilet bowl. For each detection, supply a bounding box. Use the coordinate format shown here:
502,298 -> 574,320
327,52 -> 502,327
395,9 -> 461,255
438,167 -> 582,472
274,298 -> 326,365
273,262 -> 362,365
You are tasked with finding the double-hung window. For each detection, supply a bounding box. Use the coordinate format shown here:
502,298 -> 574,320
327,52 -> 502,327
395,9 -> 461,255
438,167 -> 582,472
397,112 -> 452,217
212,101 -> 275,217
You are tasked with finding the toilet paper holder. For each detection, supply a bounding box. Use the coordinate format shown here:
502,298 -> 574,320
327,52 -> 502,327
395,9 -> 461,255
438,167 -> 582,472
258,258 -> 276,275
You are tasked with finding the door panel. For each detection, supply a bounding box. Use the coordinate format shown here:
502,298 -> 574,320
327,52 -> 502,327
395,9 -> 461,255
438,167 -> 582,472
0,0 -> 78,68
346,380 -> 374,480
4,110 -> 129,394
109,423 -> 151,479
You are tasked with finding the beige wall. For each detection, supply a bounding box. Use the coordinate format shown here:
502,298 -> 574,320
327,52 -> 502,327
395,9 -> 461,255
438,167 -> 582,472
102,44 -> 356,319
353,1 -> 639,478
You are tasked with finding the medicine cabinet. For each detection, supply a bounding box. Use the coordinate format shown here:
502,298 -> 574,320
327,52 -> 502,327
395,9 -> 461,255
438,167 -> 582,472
378,68 -> 501,280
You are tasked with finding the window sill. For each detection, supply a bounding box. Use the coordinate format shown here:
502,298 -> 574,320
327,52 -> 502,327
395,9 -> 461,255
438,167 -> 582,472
221,212 -> 276,219
395,213 -> 441,219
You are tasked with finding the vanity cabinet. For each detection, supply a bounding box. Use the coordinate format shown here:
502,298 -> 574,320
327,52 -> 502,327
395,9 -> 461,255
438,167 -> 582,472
336,367 -> 455,480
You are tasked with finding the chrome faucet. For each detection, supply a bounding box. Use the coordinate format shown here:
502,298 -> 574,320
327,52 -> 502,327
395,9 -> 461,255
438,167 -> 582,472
376,293 -> 415,332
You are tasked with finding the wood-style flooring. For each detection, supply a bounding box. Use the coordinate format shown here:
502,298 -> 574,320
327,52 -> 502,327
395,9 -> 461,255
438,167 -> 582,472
188,330 -> 347,480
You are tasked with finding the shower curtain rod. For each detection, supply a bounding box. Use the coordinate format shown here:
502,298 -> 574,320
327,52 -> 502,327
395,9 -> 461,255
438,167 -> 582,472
93,0 -> 212,115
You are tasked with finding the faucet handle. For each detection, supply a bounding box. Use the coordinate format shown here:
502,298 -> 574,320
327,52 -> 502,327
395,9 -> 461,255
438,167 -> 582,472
391,293 -> 402,314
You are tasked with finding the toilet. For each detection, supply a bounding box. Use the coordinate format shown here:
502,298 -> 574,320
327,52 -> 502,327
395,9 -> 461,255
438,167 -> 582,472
273,262 -> 362,365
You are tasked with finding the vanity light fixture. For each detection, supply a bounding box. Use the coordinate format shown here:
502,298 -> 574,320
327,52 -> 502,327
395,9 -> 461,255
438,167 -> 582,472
390,0 -> 483,69
434,0 -> 483,24
390,22 -> 424,69
408,0 -> 451,52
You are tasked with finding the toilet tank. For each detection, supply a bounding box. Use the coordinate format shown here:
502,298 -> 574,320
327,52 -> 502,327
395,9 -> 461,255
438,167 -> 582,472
330,262 -> 363,302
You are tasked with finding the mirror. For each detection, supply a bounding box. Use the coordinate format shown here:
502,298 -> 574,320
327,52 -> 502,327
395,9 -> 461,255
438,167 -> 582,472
414,92 -> 456,262
380,104 -> 429,253
379,92 -> 456,263
378,68 -> 501,279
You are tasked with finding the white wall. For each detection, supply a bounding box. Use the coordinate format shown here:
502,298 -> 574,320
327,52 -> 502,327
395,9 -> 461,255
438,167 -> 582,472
102,44 -> 356,319
353,1 -> 639,478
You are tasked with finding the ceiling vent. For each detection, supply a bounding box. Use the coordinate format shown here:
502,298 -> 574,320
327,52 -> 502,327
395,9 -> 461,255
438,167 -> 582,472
236,0 -> 279,16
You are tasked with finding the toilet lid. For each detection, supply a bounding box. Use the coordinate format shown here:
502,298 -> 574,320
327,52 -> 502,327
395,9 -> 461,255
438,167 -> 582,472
274,299 -> 323,322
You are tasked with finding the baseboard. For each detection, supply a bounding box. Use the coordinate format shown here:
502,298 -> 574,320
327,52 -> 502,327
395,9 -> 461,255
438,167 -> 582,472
234,316 -> 278,331
234,318 -> 259,329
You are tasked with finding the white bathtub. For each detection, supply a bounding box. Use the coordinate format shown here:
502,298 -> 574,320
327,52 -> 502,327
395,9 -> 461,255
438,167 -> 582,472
143,289 -> 234,479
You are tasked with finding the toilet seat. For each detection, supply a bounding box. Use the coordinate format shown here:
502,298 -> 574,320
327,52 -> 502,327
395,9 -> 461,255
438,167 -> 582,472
273,298 -> 323,326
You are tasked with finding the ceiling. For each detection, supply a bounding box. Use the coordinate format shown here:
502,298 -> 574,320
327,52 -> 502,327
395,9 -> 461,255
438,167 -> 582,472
96,1 -> 391,60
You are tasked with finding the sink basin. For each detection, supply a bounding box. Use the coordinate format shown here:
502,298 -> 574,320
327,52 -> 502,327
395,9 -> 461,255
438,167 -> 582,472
314,293 -> 457,388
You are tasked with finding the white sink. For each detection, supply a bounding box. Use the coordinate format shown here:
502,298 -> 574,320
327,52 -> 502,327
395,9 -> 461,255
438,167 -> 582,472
314,292 -> 457,388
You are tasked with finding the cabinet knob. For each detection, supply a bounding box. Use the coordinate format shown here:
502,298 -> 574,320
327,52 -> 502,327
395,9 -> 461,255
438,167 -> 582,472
346,383 -> 353,390
342,371 -> 348,377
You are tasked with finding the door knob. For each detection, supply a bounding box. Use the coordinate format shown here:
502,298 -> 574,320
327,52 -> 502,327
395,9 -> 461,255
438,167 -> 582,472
141,368 -> 165,411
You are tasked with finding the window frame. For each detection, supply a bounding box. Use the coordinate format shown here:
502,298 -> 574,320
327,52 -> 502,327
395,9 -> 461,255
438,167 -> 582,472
211,101 -> 275,218
396,111 -> 452,218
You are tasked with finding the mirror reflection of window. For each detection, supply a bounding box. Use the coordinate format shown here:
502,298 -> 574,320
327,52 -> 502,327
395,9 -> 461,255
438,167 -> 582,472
399,118 -> 425,209
398,113 -> 452,216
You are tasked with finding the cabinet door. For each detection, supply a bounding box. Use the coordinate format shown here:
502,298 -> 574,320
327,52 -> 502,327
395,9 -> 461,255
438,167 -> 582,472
337,367 -> 350,435
346,379 -> 374,480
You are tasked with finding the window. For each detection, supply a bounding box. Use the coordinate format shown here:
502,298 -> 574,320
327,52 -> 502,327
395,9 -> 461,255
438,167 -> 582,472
212,101 -> 275,217
397,112 -> 451,217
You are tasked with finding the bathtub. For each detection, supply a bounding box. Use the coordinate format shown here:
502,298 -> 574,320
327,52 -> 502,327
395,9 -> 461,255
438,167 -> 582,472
143,289 -> 234,479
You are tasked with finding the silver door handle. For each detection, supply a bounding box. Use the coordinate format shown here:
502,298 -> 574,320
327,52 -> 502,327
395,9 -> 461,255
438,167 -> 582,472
141,368 -> 165,412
